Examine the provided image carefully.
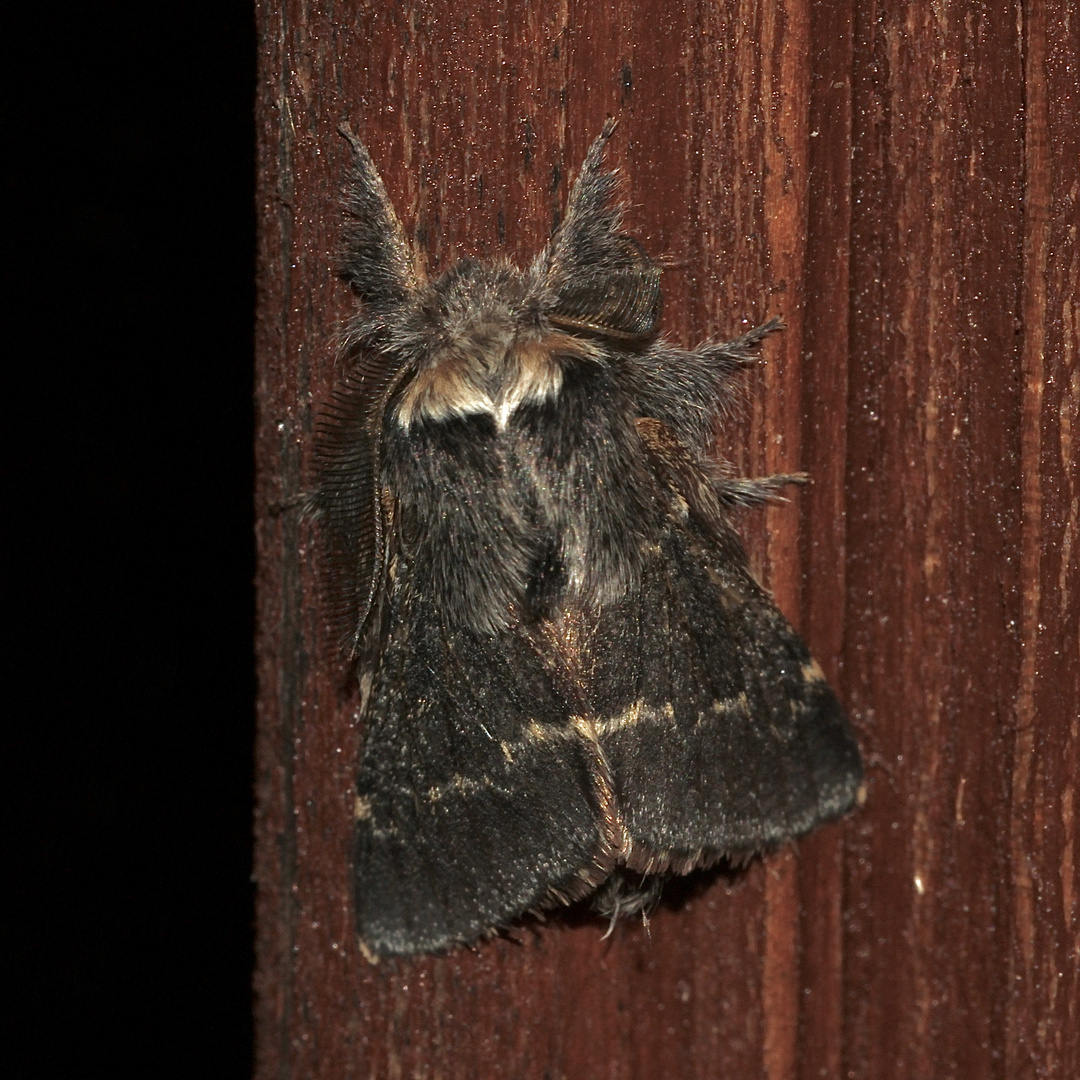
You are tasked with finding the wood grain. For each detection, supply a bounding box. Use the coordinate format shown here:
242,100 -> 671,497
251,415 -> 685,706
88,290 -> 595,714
1010,3 -> 1080,1077
254,2 -> 1079,1076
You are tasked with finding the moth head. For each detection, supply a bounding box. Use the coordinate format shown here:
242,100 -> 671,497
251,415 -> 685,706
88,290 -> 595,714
410,258 -> 536,374
337,119 -> 662,356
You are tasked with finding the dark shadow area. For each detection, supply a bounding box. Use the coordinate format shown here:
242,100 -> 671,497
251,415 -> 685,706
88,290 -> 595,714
550,859 -> 757,935
4,4 -> 255,1077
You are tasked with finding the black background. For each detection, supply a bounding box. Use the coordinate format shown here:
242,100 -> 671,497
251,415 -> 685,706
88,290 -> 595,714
6,5 -> 256,1076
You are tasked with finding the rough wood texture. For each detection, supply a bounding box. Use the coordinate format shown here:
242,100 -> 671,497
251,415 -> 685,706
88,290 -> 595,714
254,2 -> 1079,1076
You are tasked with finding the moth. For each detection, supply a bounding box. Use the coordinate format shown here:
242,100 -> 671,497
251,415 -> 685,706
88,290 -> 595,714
313,120 -> 863,957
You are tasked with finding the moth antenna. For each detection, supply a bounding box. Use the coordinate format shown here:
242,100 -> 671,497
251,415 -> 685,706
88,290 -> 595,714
337,122 -> 420,306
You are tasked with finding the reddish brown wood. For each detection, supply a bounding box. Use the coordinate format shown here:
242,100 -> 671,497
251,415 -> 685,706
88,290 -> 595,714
254,2 -> 1080,1077
842,4 -> 1026,1077
798,1 -> 855,1075
1008,3 -> 1080,1077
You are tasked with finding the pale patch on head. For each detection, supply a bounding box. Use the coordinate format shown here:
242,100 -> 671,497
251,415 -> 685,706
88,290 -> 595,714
801,658 -> 827,684
394,347 -> 497,427
354,796 -> 372,820
393,331 -> 593,429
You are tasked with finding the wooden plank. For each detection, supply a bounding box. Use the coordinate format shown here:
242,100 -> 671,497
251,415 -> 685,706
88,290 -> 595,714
1009,3 -> 1080,1077
254,2 -> 834,1076
842,3 -> 1024,1077
254,1 -> 1080,1076
798,1 -> 855,1075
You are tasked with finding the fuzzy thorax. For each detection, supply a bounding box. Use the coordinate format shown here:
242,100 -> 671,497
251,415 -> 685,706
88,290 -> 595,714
391,263 -> 596,429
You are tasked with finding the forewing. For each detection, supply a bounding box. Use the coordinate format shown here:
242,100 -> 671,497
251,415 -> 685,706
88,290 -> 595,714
591,430 -> 862,869
354,563 -> 613,956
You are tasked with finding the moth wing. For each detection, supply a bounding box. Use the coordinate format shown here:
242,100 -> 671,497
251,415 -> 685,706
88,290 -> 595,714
354,567 -> 613,956
593,428 -> 862,870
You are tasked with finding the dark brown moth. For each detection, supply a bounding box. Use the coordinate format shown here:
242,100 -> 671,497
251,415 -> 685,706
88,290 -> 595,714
313,121 -> 862,957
